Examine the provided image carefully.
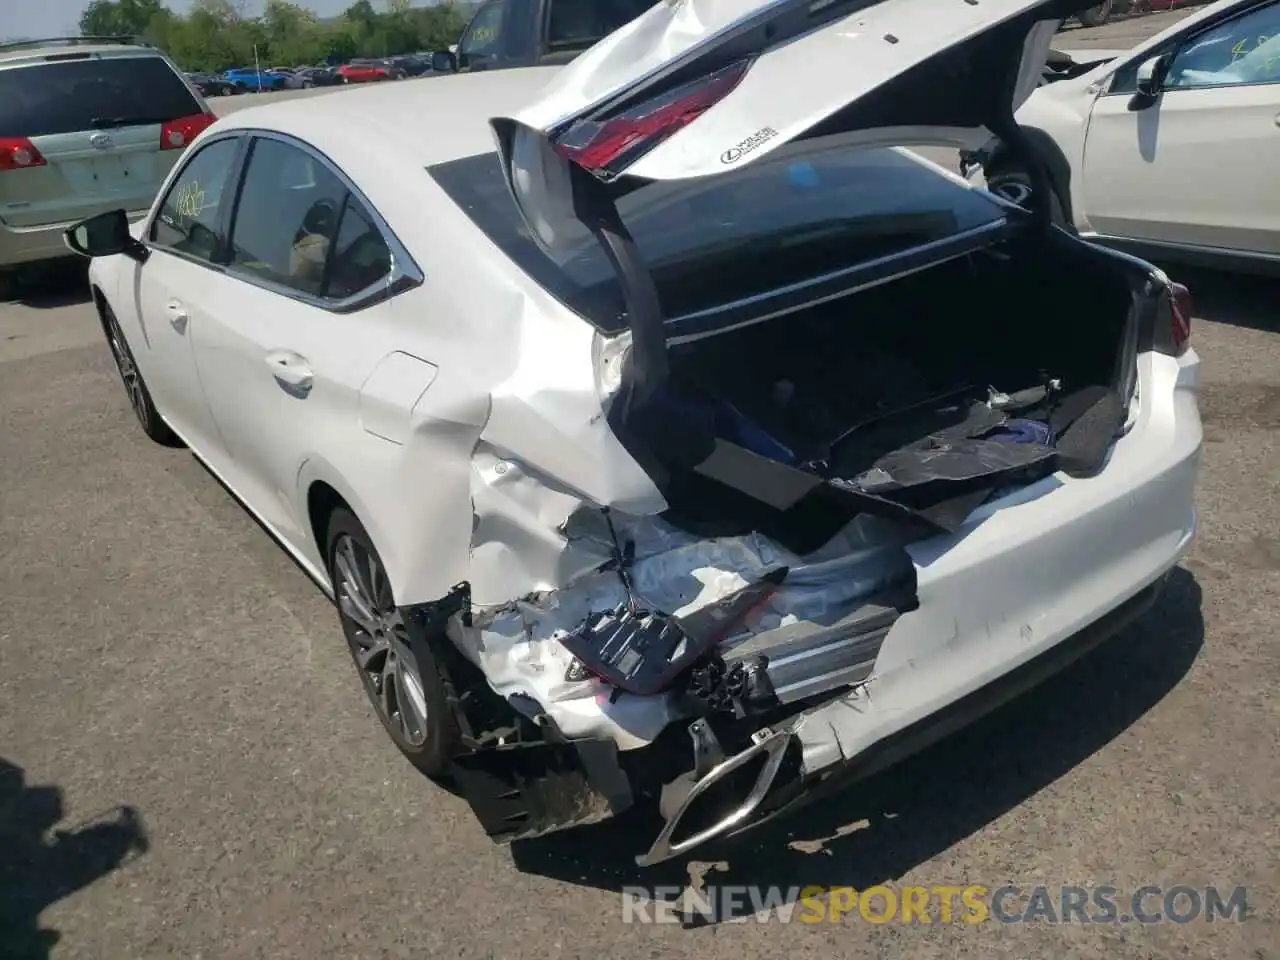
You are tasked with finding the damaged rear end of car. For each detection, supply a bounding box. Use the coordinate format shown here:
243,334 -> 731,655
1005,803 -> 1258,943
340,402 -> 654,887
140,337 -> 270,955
404,0 -> 1201,867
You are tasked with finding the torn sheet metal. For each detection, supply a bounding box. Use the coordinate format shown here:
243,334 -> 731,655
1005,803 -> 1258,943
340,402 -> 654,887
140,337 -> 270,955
451,508 -> 915,747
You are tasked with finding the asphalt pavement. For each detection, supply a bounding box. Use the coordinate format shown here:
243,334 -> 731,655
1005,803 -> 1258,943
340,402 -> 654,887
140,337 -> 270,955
2,9 -> 1277,959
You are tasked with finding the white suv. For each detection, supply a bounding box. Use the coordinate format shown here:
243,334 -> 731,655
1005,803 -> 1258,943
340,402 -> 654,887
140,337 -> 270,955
0,36 -> 213,298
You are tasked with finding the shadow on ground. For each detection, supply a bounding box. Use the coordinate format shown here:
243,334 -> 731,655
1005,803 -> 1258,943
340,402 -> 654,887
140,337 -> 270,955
0,760 -> 149,960
3,260 -> 93,309
512,568 -> 1204,921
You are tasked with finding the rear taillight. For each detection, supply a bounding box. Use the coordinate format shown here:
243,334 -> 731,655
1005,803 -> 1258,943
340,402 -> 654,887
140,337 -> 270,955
552,59 -> 752,178
0,136 -> 47,171
1169,281 -> 1192,355
160,113 -> 217,150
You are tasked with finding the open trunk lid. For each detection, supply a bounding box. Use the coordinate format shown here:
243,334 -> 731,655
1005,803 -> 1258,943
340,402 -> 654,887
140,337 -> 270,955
477,0 -> 1146,549
486,0 -> 1102,369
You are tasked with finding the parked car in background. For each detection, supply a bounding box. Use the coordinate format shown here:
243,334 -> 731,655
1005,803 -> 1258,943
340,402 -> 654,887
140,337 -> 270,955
296,66 -> 341,87
1076,0 -> 1124,25
0,36 -> 213,297
395,54 -> 431,76
431,0 -> 657,73
267,68 -> 311,90
376,58 -> 409,80
337,60 -> 392,83
963,0 -> 1280,275
223,67 -> 290,93
187,72 -> 238,97
66,0 -> 1200,867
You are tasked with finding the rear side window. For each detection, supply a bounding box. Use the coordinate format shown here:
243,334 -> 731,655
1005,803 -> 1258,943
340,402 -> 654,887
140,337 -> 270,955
0,55 -> 202,138
429,144 -> 1008,333
326,198 -> 392,299
151,137 -> 240,262
229,138 -> 348,297
227,136 -> 392,300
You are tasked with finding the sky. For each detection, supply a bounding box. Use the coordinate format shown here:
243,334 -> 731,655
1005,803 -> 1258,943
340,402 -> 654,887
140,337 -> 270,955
4,1 -> 397,40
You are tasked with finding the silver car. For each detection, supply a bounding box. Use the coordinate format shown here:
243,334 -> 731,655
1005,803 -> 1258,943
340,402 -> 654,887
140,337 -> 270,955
0,36 -> 213,297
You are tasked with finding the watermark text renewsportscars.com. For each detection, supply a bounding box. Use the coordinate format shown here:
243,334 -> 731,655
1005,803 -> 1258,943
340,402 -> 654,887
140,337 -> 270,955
621,883 -> 1251,925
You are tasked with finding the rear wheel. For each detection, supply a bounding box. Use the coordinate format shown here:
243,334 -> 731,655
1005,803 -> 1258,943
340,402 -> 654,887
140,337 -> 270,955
0,270 -> 17,302
326,508 -> 459,777
101,304 -> 182,446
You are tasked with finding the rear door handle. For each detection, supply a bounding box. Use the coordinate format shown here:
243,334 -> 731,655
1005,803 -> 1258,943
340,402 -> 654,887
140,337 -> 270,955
264,350 -> 314,394
165,299 -> 189,332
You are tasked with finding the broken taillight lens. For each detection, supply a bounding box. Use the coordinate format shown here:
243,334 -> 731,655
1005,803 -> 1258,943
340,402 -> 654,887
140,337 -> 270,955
552,60 -> 752,179
1169,281 -> 1192,356
0,136 -> 47,171
160,113 -> 217,151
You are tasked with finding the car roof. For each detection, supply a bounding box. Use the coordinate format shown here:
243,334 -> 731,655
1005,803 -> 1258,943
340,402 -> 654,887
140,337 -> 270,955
212,66 -> 563,168
0,38 -> 165,66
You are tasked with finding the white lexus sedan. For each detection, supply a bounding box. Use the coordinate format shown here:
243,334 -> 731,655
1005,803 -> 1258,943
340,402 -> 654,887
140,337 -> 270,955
66,0 -> 1202,868
964,0 -> 1280,273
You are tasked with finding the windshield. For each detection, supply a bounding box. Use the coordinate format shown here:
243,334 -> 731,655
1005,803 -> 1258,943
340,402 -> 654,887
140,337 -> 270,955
0,56 -> 202,138
429,142 -> 1009,334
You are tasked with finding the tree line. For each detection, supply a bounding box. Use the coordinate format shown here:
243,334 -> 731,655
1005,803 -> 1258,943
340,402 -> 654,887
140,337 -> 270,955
78,0 -> 474,72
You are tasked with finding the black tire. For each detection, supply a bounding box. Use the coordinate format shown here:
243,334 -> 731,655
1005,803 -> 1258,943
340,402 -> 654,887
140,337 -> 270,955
1077,0 -> 1115,27
985,166 -> 1072,230
325,507 -> 459,778
0,270 -> 17,302
101,302 -> 182,446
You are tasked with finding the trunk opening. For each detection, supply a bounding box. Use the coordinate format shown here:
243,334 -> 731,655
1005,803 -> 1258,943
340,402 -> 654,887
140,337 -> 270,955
610,232 -> 1138,553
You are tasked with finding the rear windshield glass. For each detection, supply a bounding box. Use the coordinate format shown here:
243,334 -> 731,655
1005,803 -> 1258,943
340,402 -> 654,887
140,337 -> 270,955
429,144 -> 1009,334
0,55 -> 202,138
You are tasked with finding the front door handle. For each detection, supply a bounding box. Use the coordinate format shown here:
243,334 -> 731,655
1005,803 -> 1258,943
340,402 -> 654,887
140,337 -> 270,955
165,299 -> 189,332
264,350 -> 314,394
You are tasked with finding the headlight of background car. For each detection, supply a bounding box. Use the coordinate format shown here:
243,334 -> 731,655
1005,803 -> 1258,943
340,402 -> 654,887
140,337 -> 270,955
592,328 -> 632,407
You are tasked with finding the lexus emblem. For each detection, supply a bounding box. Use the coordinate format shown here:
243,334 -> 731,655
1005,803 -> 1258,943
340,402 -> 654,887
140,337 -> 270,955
89,132 -> 113,150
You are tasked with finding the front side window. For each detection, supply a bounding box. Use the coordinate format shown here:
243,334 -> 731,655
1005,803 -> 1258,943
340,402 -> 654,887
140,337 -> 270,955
150,137 -> 240,262
1165,1 -> 1280,88
459,0 -> 508,65
228,138 -> 348,296
1109,1 -> 1280,93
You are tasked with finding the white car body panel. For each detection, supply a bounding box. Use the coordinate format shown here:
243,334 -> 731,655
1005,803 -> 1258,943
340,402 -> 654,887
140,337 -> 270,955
82,0 -> 1201,859
506,0 -> 1061,180
1082,80 -> 1280,253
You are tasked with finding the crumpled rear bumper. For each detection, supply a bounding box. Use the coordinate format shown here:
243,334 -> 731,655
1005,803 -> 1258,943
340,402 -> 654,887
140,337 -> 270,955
439,574 -> 1167,866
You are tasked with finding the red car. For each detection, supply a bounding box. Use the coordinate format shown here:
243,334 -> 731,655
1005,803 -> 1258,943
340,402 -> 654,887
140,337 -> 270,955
337,61 -> 390,84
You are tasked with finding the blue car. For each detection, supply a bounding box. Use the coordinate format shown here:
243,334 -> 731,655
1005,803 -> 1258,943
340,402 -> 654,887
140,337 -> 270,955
222,68 -> 288,92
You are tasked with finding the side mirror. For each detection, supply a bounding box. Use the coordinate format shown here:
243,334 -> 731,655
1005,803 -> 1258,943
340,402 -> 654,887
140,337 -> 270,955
431,50 -> 457,73
1135,54 -> 1167,98
64,210 -> 147,262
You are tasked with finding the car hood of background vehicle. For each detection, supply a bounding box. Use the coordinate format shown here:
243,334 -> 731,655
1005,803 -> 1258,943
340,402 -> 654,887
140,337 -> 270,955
489,0 -> 1101,253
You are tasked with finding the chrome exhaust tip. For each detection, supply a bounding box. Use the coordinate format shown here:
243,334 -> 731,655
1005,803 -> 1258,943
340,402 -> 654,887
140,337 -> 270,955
635,727 -> 795,868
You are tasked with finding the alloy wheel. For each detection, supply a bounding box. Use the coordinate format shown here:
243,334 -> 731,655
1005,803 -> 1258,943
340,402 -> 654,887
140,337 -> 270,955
332,534 -> 430,747
105,312 -> 149,426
